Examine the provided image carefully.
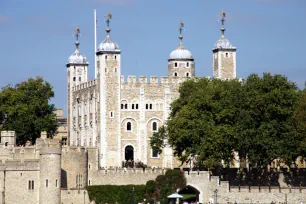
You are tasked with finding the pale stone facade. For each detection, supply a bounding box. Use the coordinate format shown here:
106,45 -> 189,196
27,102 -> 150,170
66,16 -> 236,169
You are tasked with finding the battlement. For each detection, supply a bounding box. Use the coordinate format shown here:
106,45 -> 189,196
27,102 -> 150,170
62,146 -> 87,154
72,80 -> 96,92
185,171 -> 210,179
120,75 -> 191,86
36,132 -> 61,155
0,159 -> 40,171
229,186 -> 306,194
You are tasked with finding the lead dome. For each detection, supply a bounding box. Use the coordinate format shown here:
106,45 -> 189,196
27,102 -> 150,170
67,42 -> 88,64
169,36 -> 193,60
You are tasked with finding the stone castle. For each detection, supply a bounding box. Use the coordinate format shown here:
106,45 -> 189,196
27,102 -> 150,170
66,10 -> 236,169
1,10 -> 306,204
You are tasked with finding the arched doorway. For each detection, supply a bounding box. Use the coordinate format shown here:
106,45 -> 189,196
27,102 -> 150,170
179,185 -> 201,203
125,145 -> 134,161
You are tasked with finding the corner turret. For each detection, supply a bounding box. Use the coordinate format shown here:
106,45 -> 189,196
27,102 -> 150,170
168,21 -> 195,78
212,9 -> 237,79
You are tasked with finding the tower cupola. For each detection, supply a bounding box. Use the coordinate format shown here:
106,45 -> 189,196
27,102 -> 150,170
168,21 -> 193,61
212,9 -> 237,79
67,26 -> 88,65
97,11 -> 120,53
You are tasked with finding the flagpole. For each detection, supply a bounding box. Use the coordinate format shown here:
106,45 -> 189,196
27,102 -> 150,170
94,9 -> 97,78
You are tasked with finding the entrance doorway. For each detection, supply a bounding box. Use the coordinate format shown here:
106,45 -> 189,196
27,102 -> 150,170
125,145 -> 134,161
179,185 -> 200,203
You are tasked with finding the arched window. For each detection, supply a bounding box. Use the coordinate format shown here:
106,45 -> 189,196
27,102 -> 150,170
152,122 -> 157,132
125,104 -> 128,109
114,55 -> 117,60
146,104 -> 148,110
127,122 -> 132,131
121,104 -> 124,109
226,53 -> 228,57
136,104 -> 139,109
186,72 -> 190,77
186,62 -> 189,67
174,62 -> 178,67
132,104 -> 135,109
174,72 -> 178,77
105,55 -> 107,60
73,77 -> 76,81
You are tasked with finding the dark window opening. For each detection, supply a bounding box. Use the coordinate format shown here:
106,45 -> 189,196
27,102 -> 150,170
174,62 -> 178,67
32,180 -> 34,190
186,73 -> 190,77
152,122 -> 157,131
150,104 -> 152,109
121,104 -> 124,109
152,149 -> 159,158
127,122 -> 131,131
187,62 -> 189,67
46,179 -> 48,187
125,104 -> 128,109
56,180 -> 58,187
146,104 -> 148,110
115,55 -> 117,60
105,68 -> 107,73
28,181 -> 31,190
125,145 -> 134,161
79,77 -> 81,82
174,72 -> 178,77
115,68 -> 117,72
132,104 -> 134,109
105,55 -> 107,60
136,104 -> 139,109
73,77 -> 76,82
226,53 -> 228,57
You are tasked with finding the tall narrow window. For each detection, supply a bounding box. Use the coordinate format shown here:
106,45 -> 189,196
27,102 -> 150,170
32,180 -> 34,190
79,77 -> 81,82
146,104 -> 148,109
174,62 -> 178,67
105,68 -> 107,73
115,68 -> 117,72
152,122 -> 157,132
186,62 -> 189,67
125,104 -> 128,109
28,180 -> 31,190
73,77 -> 76,81
127,122 -> 132,131
114,55 -> 117,60
174,72 -> 178,77
150,104 -> 152,109
226,53 -> 228,57
152,149 -> 159,158
105,55 -> 107,60
56,180 -> 58,187
132,104 -> 135,109
186,73 -> 190,77
136,104 -> 139,109
46,179 -> 48,187
121,104 -> 124,109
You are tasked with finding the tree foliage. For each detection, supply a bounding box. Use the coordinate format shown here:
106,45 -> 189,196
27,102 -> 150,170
150,73 -> 304,169
0,77 -> 58,145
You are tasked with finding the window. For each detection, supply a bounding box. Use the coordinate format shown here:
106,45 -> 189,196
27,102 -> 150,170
114,55 -> 117,60
110,111 -> 114,118
73,77 -> 76,82
146,104 -> 148,110
127,122 -> 132,131
186,73 -> 190,77
79,77 -> 81,82
115,68 -> 117,72
136,104 -> 139,109
132,104 -> 134,109
226,53 -> 228,57
56,180 -> 58,187
121,104 -> 124,109
105,55 -> 107,60
89,180 -> 91,185
174,72 -> 178,77
28,180 -> 31,190
89,164 -> 91,169
152,149 -> 159,158
149,104 -> 152,109
174,62 -> 178,67
152,122 -> 157,132
125,104 -> 128,109
186,62 -> 189,67
32,180 -> 34,190
46,179 -> 48,187
105,68 -> 107,73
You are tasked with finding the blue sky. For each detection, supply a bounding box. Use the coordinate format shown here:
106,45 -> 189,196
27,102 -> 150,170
0,0 -> 305,113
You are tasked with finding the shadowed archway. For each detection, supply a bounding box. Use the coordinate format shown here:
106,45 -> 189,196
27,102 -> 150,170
179,185 -> 201,203
125,145 -> 134,161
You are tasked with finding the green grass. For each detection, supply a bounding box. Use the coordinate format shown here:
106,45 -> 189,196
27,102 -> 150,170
181,194 -> 197,200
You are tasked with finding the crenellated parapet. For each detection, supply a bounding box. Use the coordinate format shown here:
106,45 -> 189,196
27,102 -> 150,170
72,80 -> 97,92
120,75 -> 191,87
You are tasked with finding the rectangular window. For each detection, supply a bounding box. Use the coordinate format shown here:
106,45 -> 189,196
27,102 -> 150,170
136,104 -> 139,109
56,180 -> 58,187
146,104 -> 148,110
152,149 -> 159,158
32,180 -> 34,190
46,179 -> 48,187
132,104 -> 134,109
28,180 -> 31,190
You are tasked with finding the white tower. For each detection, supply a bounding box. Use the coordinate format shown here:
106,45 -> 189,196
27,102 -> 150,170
96,11 -> 121,167
66,26 -> 89,146
168,21 -> 195,78
212,9 -> 236,80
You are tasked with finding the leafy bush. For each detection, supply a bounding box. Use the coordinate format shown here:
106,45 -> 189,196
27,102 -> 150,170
87,185 -> 147,204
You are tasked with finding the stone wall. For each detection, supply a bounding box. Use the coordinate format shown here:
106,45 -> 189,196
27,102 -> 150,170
61,189 -> 90,204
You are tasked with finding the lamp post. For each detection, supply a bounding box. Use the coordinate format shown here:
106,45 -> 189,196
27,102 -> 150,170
84,190 -> 86,204
132,187 -> 135,204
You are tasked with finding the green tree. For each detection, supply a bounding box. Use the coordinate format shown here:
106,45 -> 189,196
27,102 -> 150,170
151,73 -> 303,169
237,73 -> 301,167
0,77 -> 58,145
151,77 -> 243,169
